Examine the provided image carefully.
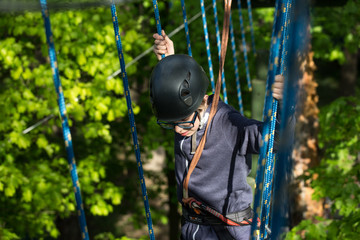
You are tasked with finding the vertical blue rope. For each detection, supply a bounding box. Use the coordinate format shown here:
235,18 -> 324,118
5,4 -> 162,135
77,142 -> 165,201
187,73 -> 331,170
236,0 -> 252,91
212,0 -> 228,103
39,1 -> 89,239
250,0 -> 282,238
254,0 -> 293,238
229,13 -> 244,114
261,1 -> 293,237
271,0 -> 309,238
261,1 -> 280,122
181,0 -> 192,57
200,0 -> 215,93
110,3 -> 155,240
246,0 -> 256,55
259,1 -> 288,238
152,0 -> 165,59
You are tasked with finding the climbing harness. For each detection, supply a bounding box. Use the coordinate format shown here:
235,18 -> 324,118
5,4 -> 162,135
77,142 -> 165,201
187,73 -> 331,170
39,0 -> 89,239
110,2 -> 155,239
183,198 -> 258,227
182,199 -> 259,240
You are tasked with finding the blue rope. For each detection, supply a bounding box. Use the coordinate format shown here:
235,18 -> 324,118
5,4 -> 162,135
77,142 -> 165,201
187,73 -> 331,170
251,0 -> 295,238
39,1 -> 89,239
181,0 -> 192,56
212,0 -> 228,103
236,0 -> 252,91
229,13 -> 244,114
271,1 -> 309,238
200,0 -> 215,93
246,0 -> 256,55
250,0 -> 282,238
152,0 -> 165,59
262,18 -> 277,121
261,2 -> 293,237
110,3 -> 156,240
259,0 -> 289,236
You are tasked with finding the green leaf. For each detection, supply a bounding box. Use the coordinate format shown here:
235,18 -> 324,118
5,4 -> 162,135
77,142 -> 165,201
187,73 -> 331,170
22,188 -> 33,202
77,53 -> 87,66
5,186 -> 16,197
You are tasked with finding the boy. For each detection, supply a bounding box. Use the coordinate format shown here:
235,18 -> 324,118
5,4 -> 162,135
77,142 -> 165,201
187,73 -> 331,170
150,31 -> 283,240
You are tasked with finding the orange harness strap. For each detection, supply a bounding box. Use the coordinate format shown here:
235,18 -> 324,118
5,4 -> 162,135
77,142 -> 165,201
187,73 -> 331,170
183,0 -> 232,200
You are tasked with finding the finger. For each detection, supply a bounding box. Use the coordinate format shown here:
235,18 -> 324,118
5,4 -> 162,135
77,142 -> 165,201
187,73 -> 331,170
154,49 -> 167,55
154,39 -> 166,46
274,74 -> 284,83
273,94 -> 282,100
272,82 -> 283,89
272,88 -> 283,100
153,33 -> 164,40
164,34 -> 172,44
154,45 -> 167,51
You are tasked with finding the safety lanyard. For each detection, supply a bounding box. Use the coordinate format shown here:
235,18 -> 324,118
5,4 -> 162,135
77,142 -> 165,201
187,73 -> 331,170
183,0 -> 233,201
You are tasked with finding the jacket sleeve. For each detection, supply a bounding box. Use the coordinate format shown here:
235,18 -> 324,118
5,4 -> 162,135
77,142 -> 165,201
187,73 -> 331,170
221,108 -> 263,155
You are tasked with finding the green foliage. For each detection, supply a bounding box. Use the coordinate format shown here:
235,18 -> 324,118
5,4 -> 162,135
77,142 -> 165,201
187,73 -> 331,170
0,3 -> 157,239
312,0 -> 360,64
94,232 -> 148,240
286,95 -> 360,239
2,0 -> 357,239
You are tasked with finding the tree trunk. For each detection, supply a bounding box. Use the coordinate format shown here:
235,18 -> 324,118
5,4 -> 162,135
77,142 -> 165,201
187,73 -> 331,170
291,48 -> 324,226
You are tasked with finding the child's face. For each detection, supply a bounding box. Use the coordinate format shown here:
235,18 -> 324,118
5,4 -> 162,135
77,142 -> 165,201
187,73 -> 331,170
174,112 -> 200,137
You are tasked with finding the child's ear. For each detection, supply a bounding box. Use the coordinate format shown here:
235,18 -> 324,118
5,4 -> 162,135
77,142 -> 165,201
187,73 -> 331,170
202,95 -> 209,104
198,95 -> 209,113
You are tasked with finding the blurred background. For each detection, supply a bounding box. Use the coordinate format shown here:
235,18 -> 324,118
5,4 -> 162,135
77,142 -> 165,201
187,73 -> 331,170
0,0 -> 359,239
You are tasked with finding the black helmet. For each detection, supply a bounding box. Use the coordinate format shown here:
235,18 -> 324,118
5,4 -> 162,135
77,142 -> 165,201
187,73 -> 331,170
150,54 -> 209,122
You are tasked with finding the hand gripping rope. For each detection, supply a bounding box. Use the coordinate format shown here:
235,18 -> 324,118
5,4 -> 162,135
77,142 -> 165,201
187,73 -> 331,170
39,1 -> 89,239
212,0 -> 228,104
110,2 -> 155,240
251,0 -> 294,239
200,0 -> 216,93
236,0 -> 252,91
181,0 -> 192,57
271,1 -> 310,238
260,1 -> 293,239
251,0 -> 286,238
152,0 -> 165,59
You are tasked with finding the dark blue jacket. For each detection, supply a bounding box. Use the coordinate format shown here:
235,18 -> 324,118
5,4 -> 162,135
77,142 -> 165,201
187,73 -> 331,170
175,95 -> 263,239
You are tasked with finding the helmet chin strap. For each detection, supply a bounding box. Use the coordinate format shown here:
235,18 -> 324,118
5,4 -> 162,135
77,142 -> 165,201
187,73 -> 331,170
191,133 -> 197,155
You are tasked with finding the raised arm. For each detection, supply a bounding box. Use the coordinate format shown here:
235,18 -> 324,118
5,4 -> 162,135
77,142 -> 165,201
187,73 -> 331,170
153,30 -> 175,60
